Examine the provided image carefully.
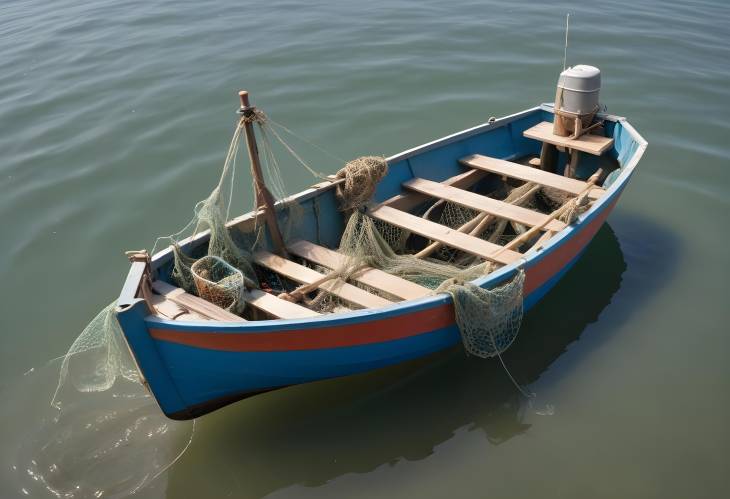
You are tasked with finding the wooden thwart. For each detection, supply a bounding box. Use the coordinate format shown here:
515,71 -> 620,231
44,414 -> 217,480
523,121 -> 613,156
366,204 -> 522,265
151,280 -> 243,322
253,250 -> 393,309
402,177 -> 567,232
460,154 -> 604,200
287,240 -> 431,301
383,168 -> 488,212
244,287 -> 321,319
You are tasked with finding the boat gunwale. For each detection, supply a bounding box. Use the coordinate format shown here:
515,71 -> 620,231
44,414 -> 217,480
145,106 -> 547,272
123,106 -> 647,329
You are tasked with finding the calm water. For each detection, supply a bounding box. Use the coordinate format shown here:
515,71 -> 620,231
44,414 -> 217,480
1,0 -> 729,497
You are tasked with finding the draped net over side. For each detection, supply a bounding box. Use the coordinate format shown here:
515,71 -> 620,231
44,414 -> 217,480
52,302 -> 139,408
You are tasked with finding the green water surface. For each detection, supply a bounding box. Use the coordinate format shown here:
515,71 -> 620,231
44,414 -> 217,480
1,0 -> 728,497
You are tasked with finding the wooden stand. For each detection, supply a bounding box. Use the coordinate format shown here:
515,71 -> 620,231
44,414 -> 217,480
538,142 -> 558,172
536,86 -> 594,178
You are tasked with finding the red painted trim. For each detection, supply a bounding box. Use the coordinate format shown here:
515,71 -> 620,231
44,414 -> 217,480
524,198 -> 617,295
150,199 -> 618,352
151,304 -> 455,351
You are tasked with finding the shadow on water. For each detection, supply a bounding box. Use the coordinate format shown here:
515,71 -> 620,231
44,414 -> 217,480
166,215 -> 680,499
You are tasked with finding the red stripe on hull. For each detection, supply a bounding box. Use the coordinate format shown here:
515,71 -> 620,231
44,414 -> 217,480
151,200 -> 617,352
151,304 -> 455,351
524,198 -> 618,295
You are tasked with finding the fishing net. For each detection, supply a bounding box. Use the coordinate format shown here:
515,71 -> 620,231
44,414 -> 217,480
53,118 -> 264,406
334,156 -> 389,211
162,121 -> 260,304
333,207 -> 525,358
436,271 -> 525,358
310,158 -> 528,358
52,302 -> 139,408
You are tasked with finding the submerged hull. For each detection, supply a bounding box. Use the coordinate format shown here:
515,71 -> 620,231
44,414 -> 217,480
117,105 -> 646,420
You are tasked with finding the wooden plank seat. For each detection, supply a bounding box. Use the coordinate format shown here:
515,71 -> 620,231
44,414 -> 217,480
402,177 -> 567,233
523,121 -> 613,156
366,204 -> 522,265
244,287 -> 321,319
253,250 -> 393,309
287,240 -> 432,301
151,280 -> 244,322
383,168 -> 488,212
460,154 -> 605,200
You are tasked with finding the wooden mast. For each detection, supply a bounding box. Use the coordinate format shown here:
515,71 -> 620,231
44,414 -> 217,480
238,90 -> 288,257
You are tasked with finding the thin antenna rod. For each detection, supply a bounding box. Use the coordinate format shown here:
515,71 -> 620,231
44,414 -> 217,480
563,13 -> 570,71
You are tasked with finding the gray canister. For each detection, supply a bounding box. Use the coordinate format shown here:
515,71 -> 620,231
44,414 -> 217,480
557,65 -> 601,115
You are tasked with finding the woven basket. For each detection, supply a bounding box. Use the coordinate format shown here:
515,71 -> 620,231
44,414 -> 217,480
191,255 -> 244,309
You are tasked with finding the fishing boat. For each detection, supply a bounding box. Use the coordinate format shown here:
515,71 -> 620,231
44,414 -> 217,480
116,68 -> 646,420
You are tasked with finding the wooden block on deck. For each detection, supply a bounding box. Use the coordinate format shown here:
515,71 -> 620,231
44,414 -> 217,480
149,292 -> 206,321
523,121 -> 613,156
403,177 -> 567,232
460,154 -> 604,200
151,280 -> 244,322
366,204 -> 522,265
253,250 -> 393,309
288,240 -> 431,301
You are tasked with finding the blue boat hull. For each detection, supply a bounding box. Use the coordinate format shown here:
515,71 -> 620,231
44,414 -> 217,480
117,105 -> 646,419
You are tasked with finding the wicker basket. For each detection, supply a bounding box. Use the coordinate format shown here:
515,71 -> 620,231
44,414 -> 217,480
191,255 -> 244,309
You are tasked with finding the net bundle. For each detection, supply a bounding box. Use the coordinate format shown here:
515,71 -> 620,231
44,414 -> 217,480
436,271 -> 525,358
335,156 -> 389,211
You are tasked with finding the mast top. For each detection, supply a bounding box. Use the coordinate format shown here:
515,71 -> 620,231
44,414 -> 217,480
238,90 -> 251,109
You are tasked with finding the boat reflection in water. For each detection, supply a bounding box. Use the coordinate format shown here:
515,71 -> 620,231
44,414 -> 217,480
165,220 -> 653,498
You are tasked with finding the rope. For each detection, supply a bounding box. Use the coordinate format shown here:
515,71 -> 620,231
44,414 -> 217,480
266,116 -> 348,164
